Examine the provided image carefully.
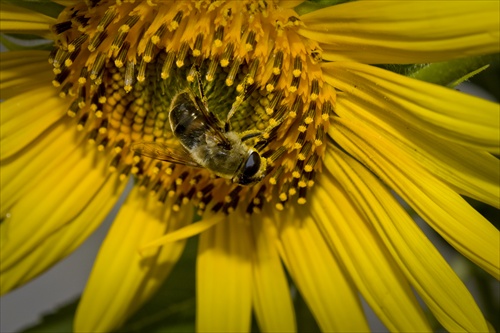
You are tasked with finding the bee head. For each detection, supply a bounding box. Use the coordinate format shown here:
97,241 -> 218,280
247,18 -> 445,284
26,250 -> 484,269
234,151 -> 266,185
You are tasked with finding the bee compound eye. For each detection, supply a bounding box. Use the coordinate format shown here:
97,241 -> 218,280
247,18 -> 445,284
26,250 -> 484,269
239,151 -> 261,184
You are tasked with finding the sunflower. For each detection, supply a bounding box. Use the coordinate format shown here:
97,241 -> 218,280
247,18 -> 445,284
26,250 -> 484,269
1,0 -> 499,332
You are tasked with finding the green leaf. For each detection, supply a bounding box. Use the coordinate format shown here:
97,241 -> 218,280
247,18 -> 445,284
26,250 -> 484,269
381,54 -> 500,88
21,299 -> 77,333
1,0 -> 65,19
408,54 -> 499,88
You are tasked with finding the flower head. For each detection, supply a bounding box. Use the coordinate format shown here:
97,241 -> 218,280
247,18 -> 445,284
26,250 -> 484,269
48,0 -> 332,215
1,0 -> 499,332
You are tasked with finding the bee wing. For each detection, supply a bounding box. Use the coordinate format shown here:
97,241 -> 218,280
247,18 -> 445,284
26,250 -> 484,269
131,141 -> 201,168
191,93 -> 232,148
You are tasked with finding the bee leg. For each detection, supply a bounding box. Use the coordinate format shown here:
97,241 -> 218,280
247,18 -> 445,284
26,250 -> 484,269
240,130 -> 262,142
191,64 -> 210,110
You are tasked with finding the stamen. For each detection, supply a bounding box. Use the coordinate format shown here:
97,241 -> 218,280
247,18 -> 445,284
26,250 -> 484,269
161,52 -> 176,79
120,165 -> 132,181
137,58 -> 147,82
67,100 -> 79,117
151,23 -> 166,45
272,51 -> 284,75
297,187 -> 307,204
245,30 -> 256,51
114,42 -> 130,68
306,171 -> 315,187
65,48 -> 81,67
170,11 -> 183,31
53,21 -> 72,34
114,139 -> 125,153
176,171 -> 189,186
111,30 -> 128,51
192,34 -> 204,57
90,52 -> 106,81
53,49 -> 70,69
109,154 -> 121,172
304,153 -> 319,172
246,59 -> 259,85
292,56 -> 302,77
269,165 -> 284,185
321,100 -> 333,121
289,96 -> 303,119
225,56 -> 241,86
78,67 -> 88,86
265,146 -> 286,165
73,15 -> 90,29
59,82 -> 73,98
52,68 -> 70,87
158,188 -> 168,204
315,125 -> 324,146
289,76 -> 300,93
197,183 -> 215,199
292,159 -> 304,179
97,137 -> 109,151
97,8 -> 116,32
205,55 -> 219,82
225,186 -> 243,204
213,26 -> 224,48
124,61 -> 135,92
298,141 -> 312,161
176,42 -> 189,68
265,73 -> 280,92
289,178 -> 299,196
298,174 -> 308,188
88,31 -> 108,52
268,105 -> 287,128
220,43 -> 234,68
293,131 -> 307,149
310,79 -> 319,101
304,101 -> 316,124
68,34 -> 88,53
88,128 -> 98,144
265,90 -> 283,115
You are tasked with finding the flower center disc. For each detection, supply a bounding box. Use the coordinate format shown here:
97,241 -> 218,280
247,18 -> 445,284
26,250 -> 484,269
50,0 -> 335,215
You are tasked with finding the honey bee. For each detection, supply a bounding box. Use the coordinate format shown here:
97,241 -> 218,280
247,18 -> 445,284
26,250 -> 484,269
131,80 -> 267,185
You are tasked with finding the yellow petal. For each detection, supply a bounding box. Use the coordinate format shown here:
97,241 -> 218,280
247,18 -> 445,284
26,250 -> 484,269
197,215 -> 252,332
74,187 -> 192,332
251,212 -> 296,332
140,213 -> 225,251
276,206 -> 370,332
1,87 -> 67,159
326,75 -> 499,207
323,62 -> 500,153
1,140 -> 110,272
309,174 -> 431,331
331,116 -> 500,279
0,3 -> 55,39
1,172 -> 126,294
299,1 -> 500,64
323,145 -> 490,332
0,51 -> 53,100
1,119 -> 82,215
